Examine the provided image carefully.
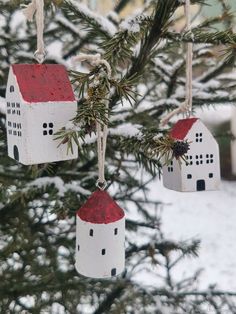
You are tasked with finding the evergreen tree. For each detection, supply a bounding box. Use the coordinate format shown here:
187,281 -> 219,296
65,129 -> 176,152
0,0 -> 236,313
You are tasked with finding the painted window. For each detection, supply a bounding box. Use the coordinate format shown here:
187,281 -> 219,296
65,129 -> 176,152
195,154 -> 203,165
196,132 -> 203,143
186,155 -> 193,166
7,109 -> 11,114
187,174 -> 192,179
206,154 -> 214,164
114,228 -> 118,235
101,249 -> 106,255
11,103 -> 15,108
77,245 -> 80,251
168,161 -> 173,172
16,103 -> 20,108
89,229 -> 93,237
7,102 -> 10,107
209,173 -> 213,178
43,122 -> 54,136
111,268 -> 116,276
10,86 -> 14,93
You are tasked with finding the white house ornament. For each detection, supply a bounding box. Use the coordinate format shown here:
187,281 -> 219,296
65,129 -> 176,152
162,118 -> 221,192
6,64 -> 78,165
75,189 -> 125,279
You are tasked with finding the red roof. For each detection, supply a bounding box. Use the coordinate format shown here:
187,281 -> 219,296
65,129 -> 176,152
170,118 -> 198,140
77,190 -> 125,224
12,64 -> 75,103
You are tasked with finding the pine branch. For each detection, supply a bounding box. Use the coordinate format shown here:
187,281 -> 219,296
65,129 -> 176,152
165,29 -> 236,45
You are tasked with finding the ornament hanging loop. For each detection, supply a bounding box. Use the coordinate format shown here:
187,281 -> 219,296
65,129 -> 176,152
23,0 -> 46,64
96,180 -> 108,191
34,50 -> 46,64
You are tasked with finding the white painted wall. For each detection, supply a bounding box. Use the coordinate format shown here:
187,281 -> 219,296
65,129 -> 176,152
75,216 -> 125,278
6,67 -> 27,162
231,107 -> 236,175
23,100 -> 78,165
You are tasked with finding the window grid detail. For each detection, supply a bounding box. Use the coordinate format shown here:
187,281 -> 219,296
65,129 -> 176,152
168,160 -> 173,172
196,133 -> 203,143
43,122 -> 54,136
195,154 -> 203,166
206,154 -> 214,164
186,155 -> 193,166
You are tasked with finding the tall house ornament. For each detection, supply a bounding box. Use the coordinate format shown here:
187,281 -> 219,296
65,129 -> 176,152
6,64 -> 78,165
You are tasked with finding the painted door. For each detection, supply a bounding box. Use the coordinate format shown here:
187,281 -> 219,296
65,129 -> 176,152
197,180 -> 205,191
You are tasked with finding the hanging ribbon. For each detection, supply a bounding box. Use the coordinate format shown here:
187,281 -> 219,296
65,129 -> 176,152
161,0 -> 193,125
74,54 -> 111,190
22,0 -> 46,63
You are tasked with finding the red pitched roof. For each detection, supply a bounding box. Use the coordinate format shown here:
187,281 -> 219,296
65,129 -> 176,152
170,118 -> 198,140
12,64 -> 75,103
77,190 -> 125,224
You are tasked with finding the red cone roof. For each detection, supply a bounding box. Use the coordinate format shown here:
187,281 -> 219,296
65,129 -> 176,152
12,64 -> 75,103
170,118 -> 198,140
77,190 -> 125,224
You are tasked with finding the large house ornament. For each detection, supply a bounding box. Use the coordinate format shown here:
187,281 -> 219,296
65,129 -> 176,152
162,118 -> 221,192
6,64 -> 78,165
6,0 -> 78,164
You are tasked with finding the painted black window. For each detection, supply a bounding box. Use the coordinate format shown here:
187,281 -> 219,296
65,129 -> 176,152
111,268 -> 116,276
209,173 -> 213,178
10,86 -> 14,93
114,228 -> 118,235
206,154 -> 213,164
196,132 -> 203,143
195,154 -> 203,165
12,103 -> 15,108
89,229 -> 93,237
102,249 -> 106,255
186,155 -> 193,166
43,122 -> 54,136
7,109 -> 11,114
187,174 -> 192,179
77,245 -> 80,251
16,103 -> 20,108
7,102 -> 10,107
168,160 -> 173,172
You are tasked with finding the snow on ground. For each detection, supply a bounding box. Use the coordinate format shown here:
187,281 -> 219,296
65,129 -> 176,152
137,179 -> 236,291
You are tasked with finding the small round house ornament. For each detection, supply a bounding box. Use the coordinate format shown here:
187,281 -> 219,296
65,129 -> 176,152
6,64 -> 78,165
162,117 -> 221,192
75,189 -> 125,278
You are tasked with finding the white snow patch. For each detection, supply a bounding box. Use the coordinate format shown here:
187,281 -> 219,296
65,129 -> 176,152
0,97 -> 6,115
109,123 -> 141,138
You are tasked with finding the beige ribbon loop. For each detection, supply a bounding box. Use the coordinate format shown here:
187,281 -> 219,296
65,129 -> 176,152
23,0 -> 46,64
74,54 -> 111,188
161,0 -> 193,125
